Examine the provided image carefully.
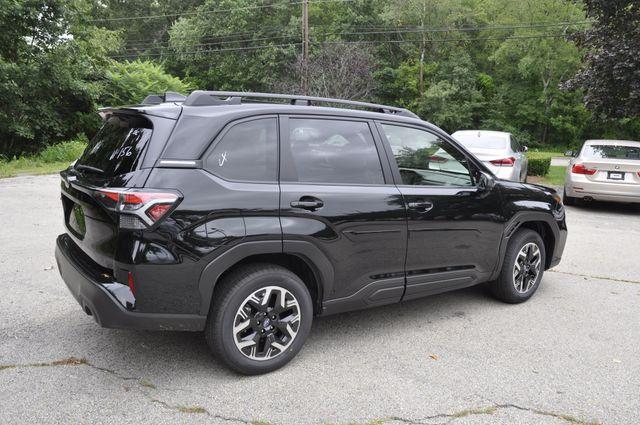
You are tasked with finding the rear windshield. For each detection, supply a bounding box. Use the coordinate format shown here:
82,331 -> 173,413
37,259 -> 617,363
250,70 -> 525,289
453,133 -> 508,150
582,144 -> 640,160
76,114 -> 153,177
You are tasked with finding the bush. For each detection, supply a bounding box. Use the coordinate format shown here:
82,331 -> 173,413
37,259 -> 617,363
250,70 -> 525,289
527,157 -> 551,176
38,135 -> 88,163
101,60 -> 191,107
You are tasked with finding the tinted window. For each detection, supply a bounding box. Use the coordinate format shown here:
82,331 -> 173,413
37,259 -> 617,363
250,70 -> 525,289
582,144 -> 640,160
286,119 -> 384,185
206,118 -> 278,182
76,115 -> 152,177
382,124 -> 473,187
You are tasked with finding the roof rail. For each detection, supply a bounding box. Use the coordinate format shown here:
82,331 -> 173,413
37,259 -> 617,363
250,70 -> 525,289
182,90 -> 419,119
141,91 -> 187,105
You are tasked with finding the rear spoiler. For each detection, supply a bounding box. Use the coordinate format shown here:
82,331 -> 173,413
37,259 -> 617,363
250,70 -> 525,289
98,105 -> 182,121
97,92 -> 187,120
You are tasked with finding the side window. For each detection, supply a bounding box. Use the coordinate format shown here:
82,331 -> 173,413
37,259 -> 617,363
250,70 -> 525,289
381,124 -> 474,187
510,136 -> 520,153
205,118 -> 277,182
286,118 -> 384,185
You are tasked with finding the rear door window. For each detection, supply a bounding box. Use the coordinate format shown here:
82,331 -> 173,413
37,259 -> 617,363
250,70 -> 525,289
284,118 -> 384,185
76,115 -> 152,177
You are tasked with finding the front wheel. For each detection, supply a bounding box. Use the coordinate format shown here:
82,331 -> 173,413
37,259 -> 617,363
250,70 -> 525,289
489,229 -> 546,304
205,264 -> 313,375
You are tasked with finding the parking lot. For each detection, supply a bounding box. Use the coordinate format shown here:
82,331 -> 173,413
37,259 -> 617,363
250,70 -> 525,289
0,174 -> 638,425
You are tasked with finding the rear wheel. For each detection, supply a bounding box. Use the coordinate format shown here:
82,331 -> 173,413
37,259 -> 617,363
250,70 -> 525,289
563,187 -> 576,206
489,229 -> 546,303
205,264 -> 313,375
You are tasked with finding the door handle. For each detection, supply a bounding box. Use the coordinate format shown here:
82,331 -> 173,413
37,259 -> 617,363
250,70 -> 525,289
407,201 -> 433,212
290,197 -> 324,211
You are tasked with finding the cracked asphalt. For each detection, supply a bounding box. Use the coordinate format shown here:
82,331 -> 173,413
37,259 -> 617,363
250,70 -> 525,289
1,174 -> 639,425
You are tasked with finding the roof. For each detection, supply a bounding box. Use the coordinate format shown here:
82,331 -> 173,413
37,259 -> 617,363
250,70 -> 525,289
105,91 -> 436,160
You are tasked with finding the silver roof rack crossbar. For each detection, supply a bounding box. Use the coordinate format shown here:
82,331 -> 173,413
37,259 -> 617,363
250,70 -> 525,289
182,90 -> 419,119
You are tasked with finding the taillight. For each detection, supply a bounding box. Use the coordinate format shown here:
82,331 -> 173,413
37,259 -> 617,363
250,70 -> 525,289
489,157 -> 516,167
127,271 -> 136,296
571,164 -> 597,175
95,189 -> 181,229
429,155 -> 448,163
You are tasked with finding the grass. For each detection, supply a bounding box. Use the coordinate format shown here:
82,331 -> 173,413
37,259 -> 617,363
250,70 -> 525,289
529,165 -> 567,187
0,138 -> 86,178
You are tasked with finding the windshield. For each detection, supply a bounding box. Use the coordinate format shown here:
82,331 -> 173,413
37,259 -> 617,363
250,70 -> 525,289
453,132 -> 508,150
76,114 -> 153,177
582,144 -> 640,161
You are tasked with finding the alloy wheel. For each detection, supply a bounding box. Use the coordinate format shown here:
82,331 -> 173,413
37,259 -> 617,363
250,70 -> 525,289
232,286 -> 301,361
513,242 -> 542,293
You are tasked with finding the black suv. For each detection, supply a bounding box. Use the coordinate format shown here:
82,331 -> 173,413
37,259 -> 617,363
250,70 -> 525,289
56,91 -> 567,374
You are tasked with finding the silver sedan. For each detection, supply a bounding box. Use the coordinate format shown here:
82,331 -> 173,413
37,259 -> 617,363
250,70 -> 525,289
564,139 -> 640,205
452,130 -> 528,182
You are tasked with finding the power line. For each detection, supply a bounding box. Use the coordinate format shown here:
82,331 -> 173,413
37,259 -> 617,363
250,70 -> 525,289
119,20 -> 592,51
89,0 -> 354,23
109,33 -> 573,59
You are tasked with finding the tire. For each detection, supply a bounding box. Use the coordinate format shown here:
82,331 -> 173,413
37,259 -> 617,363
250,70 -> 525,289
563,187 -> 576,206
489,229 -> 546,304
205,263 -> 313,375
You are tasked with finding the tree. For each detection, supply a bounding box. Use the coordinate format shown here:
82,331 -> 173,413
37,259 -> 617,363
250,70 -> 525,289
0,0 -> 120,156
274,43 -> 377,99
167,0 -> 299,91
486,0 -> 585,145
566,0 -> 640,119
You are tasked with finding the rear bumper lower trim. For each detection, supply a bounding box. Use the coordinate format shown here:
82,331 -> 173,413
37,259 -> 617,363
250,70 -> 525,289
55,234 -> 206,331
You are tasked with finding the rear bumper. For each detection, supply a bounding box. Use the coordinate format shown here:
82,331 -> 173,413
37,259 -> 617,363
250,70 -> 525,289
566,176 -> 640,203
55,234 -> 206,331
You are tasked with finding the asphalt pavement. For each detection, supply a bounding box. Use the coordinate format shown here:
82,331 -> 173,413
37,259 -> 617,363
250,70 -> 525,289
0,174 -> 638,425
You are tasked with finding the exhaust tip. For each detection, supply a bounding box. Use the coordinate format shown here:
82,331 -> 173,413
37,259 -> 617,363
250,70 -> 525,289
84,306 -> 93,316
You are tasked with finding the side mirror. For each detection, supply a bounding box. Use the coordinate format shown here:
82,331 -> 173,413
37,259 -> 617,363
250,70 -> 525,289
564,150 -> 574,157
521,146 -> 528,153
477,171 -> 495,192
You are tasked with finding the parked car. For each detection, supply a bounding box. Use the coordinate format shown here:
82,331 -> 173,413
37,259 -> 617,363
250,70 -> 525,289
55,91 -> 567,374
451,130 -> 528,182
564,139 -> 640,205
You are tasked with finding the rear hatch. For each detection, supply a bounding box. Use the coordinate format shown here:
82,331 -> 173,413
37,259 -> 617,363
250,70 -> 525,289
60,111 -> 174,270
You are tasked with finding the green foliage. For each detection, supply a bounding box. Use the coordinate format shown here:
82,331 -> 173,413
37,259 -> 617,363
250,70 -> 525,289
0,136 -> 87,178
0,0 -> 121,157
1,0 -> 638,163
101,60 -> 191,106
414,53 -> 485,132
567,0 -> 640,118
527,157 -> 551,177
38,135 -> 88,163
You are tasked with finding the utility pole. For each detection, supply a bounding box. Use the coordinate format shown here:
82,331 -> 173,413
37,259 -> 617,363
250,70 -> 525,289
301,0 -> 309,95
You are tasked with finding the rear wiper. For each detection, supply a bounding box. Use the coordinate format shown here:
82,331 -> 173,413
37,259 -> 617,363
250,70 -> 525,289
75,164 -> 105,174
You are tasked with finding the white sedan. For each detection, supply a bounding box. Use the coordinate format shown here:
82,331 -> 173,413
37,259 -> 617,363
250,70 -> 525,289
564,139 -> 640,205
452,130 -> 528,182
